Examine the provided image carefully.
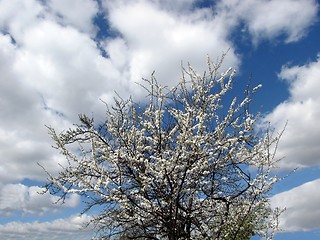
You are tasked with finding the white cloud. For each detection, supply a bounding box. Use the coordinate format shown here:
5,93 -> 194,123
14,19 -> 122,120
271,179 -> 320,231
0,31 -> 73,183
0,0 -> 49,45
0,0 -> 99,41
46,0 -> 99,35
217,0 -> 318,43
103,0 -> 240,87
0,2 -> 130,183
263,55 -> 320,169
0,183 -> 80,216
0,214 -> 93,240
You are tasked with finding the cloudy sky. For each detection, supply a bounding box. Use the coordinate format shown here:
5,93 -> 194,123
0,0 -> 319,239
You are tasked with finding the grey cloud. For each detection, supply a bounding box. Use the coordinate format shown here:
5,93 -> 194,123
46,0 -> 99,36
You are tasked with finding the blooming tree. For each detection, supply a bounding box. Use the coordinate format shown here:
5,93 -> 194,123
42,56 -> 282,239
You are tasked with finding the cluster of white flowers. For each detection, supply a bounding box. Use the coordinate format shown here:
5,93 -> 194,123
43,56 -> 282,239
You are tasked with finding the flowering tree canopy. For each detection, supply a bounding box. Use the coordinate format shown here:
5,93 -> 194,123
42,56 -> 282,240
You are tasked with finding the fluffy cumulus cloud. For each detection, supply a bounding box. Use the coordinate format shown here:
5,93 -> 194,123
0,0 -> 98,40
263,55 -> 320,169
0,214 -> 93,240
0,183 -> 80,215
217,0 -> 318,43
102,0 -> 240,86
271,179 -> 320,231
0,30 -> 73,183
0,0 -> 131,184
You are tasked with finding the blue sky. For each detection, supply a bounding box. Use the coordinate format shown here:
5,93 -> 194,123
0,0 -> 319,239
